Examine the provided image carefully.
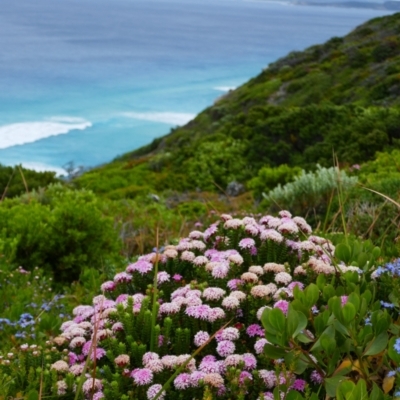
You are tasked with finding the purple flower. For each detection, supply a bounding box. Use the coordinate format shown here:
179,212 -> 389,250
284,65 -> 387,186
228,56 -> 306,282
287,281 -> 304,291
310,370 -> 323,384
131,368 -> 154,386
216,340 -> 236,357
172,274 -> 183,282
100,281 -> 116,291
126,260 -> 153,275
174,373 -> 191,390
185,305 -> 211,320
246,324 -> 265,338
113,272 -> 132,283
194,331 -> 210,347
239,371 -> 253,384
341,296 -> 348,306
190,371 -> 206,387
239,238 -> 256,249
147,384 -> 165,400
157,272 -> 170,284
273,300 -> 289,315
227,279 -> 244,290
242,353 -> 257,370
291,379 -> 306,391
254,338 -> 269,354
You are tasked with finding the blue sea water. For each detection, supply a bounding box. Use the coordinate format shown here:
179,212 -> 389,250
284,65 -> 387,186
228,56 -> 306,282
0,0 -> 394,174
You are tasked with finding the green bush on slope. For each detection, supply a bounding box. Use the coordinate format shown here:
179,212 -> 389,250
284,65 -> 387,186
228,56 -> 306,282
0,184 -> 123,283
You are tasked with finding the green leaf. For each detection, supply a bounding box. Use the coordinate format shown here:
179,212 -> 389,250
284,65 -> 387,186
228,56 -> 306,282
357,253 -> 369,268
325,376 -> 347,398
372,246 -> 381,259
263,344 -> 286,359
296,332 -> 314,343
286,390 -> 305,400
353,379 -> 368,400
287,306 -> 299,338
347,293 -> 360,313
370,382 -> 385,400
320,331 -> 336,355
342,303 -> 356,323
364,332 -> 388,356
261,308 -> 277,334
304,283 -> 319,308
316,274 -> 327,291
336,380 -> 356,400
330,297 -> 345,324
335,243 -> 352,263
27,390 -> 39,400
268,308 -> 286,333
333,319 -> 350,337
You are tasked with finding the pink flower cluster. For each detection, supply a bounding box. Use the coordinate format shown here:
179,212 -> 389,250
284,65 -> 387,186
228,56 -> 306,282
50,211 -> 347,399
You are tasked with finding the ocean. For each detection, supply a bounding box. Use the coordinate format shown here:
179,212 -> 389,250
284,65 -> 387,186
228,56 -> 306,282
0,0 -> 394,175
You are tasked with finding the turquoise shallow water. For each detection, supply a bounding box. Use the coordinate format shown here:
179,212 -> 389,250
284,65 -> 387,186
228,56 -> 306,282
0,0 -> 393,174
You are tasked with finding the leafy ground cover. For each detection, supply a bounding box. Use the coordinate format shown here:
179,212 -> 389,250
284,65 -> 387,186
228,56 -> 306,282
1,211 -> 400,399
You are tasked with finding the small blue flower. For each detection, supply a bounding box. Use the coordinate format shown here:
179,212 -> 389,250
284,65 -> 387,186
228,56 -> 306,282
394,338 -> 400,354
380,301 -> 395,309
387,371 -> 397,377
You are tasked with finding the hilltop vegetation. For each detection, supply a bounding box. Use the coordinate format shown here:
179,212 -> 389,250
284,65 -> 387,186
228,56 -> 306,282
74,13 -> 400,198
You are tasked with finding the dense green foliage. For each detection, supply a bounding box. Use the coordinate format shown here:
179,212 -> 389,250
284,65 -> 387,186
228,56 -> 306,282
0,164 -> 59,199
0,184 -> 123,283
73,13 -> 400,196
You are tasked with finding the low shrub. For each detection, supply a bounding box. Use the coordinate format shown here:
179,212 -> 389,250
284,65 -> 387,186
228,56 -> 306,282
3,211 -> 399,399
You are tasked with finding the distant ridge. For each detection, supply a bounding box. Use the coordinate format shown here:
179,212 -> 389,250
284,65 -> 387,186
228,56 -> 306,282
75,12 -> 400,197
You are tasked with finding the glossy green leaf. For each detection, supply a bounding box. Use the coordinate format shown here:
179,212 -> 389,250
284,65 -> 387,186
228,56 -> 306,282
364,331 -> 388,356
263,344 -> 286,359
325,376 -> 347,398
304,283 -> 319,308
335,243 -> 352,263
342,303 -> 356,323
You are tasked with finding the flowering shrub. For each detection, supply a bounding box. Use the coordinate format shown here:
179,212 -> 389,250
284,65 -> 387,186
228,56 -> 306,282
2,211 -> 400,399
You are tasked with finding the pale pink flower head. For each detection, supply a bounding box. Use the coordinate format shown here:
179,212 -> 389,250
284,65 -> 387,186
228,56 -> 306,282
51,360 -> 69,373
157,271 -> 170,285
147,384 -> 165,400
194,331 -> 210,347
239,238 -> 256,249
275,272 -> 292,286
131,368 -> 154,386
82,378 -> 103,394
224,218 -> 243,229
227,279 -> 243,290
174,373 -> 191,390
115,354 -> 130,368
221,296 -> 240,310
100,281 -> 116,291
216,340 -> 236,357
113,272 -> 132,283
126,260 -> 153,275
203,287 -> 226,301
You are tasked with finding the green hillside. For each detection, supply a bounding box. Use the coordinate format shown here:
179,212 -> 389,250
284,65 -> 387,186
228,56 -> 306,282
74,13 -> 400,198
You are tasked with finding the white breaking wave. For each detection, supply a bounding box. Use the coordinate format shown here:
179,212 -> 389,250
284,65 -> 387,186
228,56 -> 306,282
20,162 -> 66,176
122,112 -> 196,126
213,86 -> 236,92
0,117 -> 92,149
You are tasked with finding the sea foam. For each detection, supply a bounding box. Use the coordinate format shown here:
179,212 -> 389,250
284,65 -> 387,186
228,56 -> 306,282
0,117 -> 92,149
213,86 -> 236,92
20,162 -> 66,176
122,112 -> 195,126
